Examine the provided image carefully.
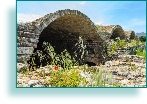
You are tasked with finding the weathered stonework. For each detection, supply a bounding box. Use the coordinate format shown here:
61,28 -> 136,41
17,9 -> 108,65
17,9 -> 137,66
125,31 -> 135,40
97,25 -> 126,41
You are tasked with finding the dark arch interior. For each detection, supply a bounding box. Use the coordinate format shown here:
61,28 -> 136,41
85,61 -> 96,66
36,27 -> 79,54
110,28 -> 125,40
28,14 -> 101,68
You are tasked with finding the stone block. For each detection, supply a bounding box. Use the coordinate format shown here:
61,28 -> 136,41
17,47 -> 34,55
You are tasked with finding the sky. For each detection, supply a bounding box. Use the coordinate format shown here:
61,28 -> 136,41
17,1 -> 146,33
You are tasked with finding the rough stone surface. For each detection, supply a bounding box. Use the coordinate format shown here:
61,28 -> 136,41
17,9 -> 138,66
97,25 -> 126,40
125,31 -> 135,40
17,9 -> 107,65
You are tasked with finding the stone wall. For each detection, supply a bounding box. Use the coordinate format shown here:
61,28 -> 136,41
17,23 -> 39,63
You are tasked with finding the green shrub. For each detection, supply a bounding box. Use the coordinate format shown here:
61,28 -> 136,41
130,40 -> 139,46
113,82 -> 122,87
139,36 -> 146,42
49,69 -> 86,87
107,41 -> 118,57
28,36 -> 88,70
116,39 -> 127,48
73,36 -> 88,65
135,48 -> 146,59
131,66 -> 137,71
92,69 -> 113,87
59,49 -> 74,69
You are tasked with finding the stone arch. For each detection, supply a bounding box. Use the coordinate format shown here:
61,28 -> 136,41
96,25 -> 125,41
32,9 -> 104,47
110,25 -> 125,40
17,9 -> 107,66
35,10 -> 103,52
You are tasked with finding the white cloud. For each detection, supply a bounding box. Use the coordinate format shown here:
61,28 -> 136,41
129,19 -> 145,27
122,19 -> 146,29
17,13 -> 42,23
95,21 -> 103,25
94,17 -> 109,26
79,1 -> 86,5
121,18 -> 146,32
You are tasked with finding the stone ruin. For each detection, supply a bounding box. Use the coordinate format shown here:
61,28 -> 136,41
17,9 -> 136,67
125,30 -> 136,40
97,25 -> 126,41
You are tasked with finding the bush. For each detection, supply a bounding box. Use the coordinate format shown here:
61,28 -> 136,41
139,36 -> 146,42
48,69 -> 86,87
73,36 -> 88,65
28,36 -> 88,70
116,39 -> 127,48
107,41 -> 118,57
42,42 -> 74,69
135,48 -> 146,59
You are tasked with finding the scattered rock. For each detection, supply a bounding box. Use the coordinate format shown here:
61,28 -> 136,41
17,63 -> 28,73
28,80 -> 39,86
17,54 -> 146,87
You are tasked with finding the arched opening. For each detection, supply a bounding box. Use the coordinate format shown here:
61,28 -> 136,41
110,27 -> 125,40
28,14 -> 103,68
38,14 -> 101,54
85,61 -> 96,66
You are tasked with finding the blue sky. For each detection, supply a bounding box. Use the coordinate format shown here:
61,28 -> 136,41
17,1 -> 146,33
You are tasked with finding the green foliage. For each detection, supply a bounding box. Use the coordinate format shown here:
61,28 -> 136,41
116,39 -> 127,48
135,48 -> 146,59
49,69 -> 86,87
131,66 -> 137,71
42,42 -> 56,60
107,41 -> 118,57
20,66 -> 29,75
49,48 -> 73,69
28,36 -> 88,70
113,83 -> 122,87
31,41 -> 75,69
130,40 -> 139,46
38,70 -> 46,78
59,49 -> 73,69
73,36 -> 88,65
40,65 -> 114,87
107,39 -> 127,57
139,36 -> 146,42
92,69 -> 113,87
19,56 -> 29,74
107,39 -> 145,57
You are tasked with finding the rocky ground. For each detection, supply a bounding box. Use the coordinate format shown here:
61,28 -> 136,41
97,55 -> 146,87
17,54 -> 146,87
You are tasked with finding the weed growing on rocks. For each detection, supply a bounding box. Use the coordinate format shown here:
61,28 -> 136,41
135,48 -> 146,59
48,68 -> 86,87
73,36 -> 88,65
92,69 -> 113,87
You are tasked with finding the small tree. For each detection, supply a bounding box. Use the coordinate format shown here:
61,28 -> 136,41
139,36 -> 146,42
